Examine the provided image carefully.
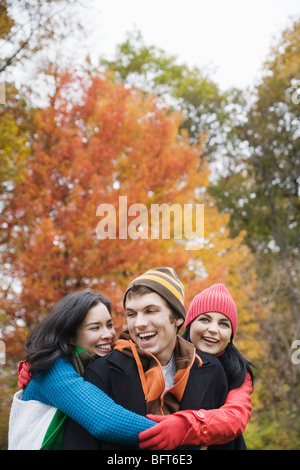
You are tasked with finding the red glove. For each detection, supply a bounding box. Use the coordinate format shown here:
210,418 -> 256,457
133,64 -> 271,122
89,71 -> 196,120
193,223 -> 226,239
139,414 -> 190,450
18,361 -> 31,390
139,373 -> 253,450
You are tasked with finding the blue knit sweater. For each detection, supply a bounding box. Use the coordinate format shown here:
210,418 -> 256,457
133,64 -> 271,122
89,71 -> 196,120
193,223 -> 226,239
22,356 -> 155,445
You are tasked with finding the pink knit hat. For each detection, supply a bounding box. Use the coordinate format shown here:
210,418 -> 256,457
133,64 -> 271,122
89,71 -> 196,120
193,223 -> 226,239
185,284 -> 238,338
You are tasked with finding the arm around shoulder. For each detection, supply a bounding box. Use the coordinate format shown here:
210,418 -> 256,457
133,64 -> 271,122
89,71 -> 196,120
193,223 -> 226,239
31,356 -> 155,445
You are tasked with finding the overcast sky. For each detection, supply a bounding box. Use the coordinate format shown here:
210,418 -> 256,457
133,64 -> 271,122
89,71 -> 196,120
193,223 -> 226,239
81,0 -> 299,91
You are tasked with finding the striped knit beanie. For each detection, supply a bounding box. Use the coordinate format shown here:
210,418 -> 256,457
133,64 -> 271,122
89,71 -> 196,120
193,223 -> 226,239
123,267 -> 186,320
185,284 -> 238,338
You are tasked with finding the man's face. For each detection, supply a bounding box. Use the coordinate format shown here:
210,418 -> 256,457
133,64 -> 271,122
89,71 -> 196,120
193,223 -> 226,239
124,292 -> 183,366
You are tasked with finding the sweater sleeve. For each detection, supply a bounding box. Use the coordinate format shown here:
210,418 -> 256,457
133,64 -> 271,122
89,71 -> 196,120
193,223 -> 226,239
23,357 -> 156,445
179,372 -> 253,446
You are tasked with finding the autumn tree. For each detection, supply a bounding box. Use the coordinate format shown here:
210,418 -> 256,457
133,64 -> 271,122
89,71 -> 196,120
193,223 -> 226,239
0,68 -> 253,337
0,0 -> 99,237
0,0 -> 88,75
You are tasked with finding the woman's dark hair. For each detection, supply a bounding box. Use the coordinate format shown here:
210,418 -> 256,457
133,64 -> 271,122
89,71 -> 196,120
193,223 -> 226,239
182,325 -> 254,390
25,289 -> 111,376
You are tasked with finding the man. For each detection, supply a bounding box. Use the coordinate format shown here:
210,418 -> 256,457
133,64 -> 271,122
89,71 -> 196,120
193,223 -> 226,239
63,267 -> 229,450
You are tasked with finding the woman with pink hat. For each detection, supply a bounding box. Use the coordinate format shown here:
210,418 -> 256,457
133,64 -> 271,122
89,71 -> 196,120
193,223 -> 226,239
139,284 -> 254,449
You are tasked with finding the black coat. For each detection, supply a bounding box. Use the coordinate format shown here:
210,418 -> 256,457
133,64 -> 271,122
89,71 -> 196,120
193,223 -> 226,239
63,349 -> 246,450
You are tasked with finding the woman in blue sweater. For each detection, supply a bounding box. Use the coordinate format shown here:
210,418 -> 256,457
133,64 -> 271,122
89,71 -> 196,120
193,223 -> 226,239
8,290 -> 156,450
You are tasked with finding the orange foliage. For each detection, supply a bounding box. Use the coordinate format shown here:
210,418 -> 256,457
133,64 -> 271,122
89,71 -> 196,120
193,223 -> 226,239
2,70 -> 254,347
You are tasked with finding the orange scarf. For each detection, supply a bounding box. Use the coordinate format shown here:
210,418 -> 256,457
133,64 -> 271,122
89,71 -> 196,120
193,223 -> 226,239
114,333 -> 202,415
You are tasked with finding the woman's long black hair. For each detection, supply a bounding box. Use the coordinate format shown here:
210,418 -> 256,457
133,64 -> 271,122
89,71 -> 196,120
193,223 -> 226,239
25,289 -> 111,376
182,325 -> 254,390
